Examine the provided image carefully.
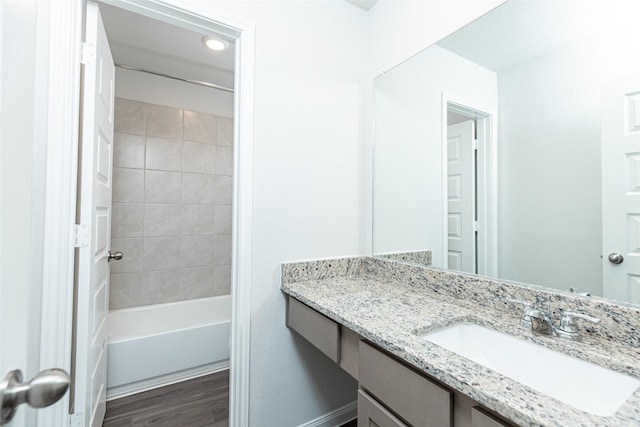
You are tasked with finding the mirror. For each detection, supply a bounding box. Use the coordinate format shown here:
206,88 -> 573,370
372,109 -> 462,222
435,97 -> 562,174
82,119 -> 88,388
372,0 -> 640,303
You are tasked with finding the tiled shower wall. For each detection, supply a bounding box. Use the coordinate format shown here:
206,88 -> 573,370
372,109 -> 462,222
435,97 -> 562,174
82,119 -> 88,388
109,98 -> 233,310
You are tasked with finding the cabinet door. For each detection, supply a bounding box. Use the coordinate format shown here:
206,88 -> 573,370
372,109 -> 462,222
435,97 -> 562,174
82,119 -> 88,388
359,341 -> 452,427
471,407 -> 515,427
358,390 -> 408,427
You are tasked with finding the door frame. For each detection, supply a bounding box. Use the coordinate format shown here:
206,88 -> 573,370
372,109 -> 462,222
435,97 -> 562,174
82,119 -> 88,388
441,92 -> 497,277
38,1 -> 255,426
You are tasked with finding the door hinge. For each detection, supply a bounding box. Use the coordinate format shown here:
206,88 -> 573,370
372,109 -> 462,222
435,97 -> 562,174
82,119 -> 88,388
81,42 -> 96,65
69,413 -> 84,427
473,139 -> 479,150
74,224 -> 89,248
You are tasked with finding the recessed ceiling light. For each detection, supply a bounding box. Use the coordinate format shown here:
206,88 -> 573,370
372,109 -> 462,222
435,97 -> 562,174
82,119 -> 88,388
202,36 -> 228,51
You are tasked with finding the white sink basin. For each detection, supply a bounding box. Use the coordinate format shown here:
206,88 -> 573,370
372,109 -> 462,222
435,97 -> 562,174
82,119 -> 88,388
421,323 -> 640,416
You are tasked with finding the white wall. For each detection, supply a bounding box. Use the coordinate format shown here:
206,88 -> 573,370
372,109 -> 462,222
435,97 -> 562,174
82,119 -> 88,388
115,68 -> 234,117
373,46 -> 497,268
498,32 -> 640,295
368,0 -> 507,76
169,1 -> 367,425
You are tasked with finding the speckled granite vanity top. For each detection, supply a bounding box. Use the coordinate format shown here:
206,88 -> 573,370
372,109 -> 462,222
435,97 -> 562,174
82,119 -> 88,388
280,256 -> 640,427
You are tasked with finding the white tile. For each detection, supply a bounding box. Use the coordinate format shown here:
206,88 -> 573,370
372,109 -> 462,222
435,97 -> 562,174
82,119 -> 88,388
213,235 -> 232,265
184,110 -> 217,144
114,98 -> 145,135
142,269 -> 181,304
182,173 -> 215,204
144,204 -> 182,237
111,203 -> 144,238
215,175 -> 233,206
146,104 -> 183,139
143,237 -> 182,271
215,145 -> 233,176
109,238 -> 143,274
182,205 -> 215,235
145,170 -> 182,204
213,264 -> 231,295
216,117 -> 233,146
180,267 -> 214,299
109,273 -> 143,310
181,235 -> 215,268
114,133 -> 145,169
113,168 -> 144,203
183,141 -> 216,174
214,205 -> 232,235
145,137 -> 182,172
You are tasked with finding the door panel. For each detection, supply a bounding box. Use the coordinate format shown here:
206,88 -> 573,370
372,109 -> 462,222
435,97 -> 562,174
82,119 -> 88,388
447,120 -> 476,273
602,75 -> 640,303
74,3 -> 115,427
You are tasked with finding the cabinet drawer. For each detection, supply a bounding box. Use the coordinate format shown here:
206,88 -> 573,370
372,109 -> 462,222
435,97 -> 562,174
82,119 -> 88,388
358,390 -> 408,427
471,406 -> 515,427
359,341 -> 452,427
286,296 -> 340,362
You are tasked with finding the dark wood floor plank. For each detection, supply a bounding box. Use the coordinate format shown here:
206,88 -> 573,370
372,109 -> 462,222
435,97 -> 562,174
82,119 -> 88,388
104,370 -> 355,427
103,370 -> 229,427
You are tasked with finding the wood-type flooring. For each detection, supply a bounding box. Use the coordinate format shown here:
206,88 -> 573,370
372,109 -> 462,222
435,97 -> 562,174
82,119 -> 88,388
102,370 -> 229,426
102,369 -> 357,426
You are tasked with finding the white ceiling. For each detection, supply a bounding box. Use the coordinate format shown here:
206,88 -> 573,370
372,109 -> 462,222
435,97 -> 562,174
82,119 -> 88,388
99,3 -> 235,88
344,0 -> 380,11
437,0 -> 608,72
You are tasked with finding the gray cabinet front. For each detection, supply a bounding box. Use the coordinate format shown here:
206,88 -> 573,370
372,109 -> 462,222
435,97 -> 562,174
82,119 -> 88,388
358,390 -> 408,427
286,296 -> 340,362
359,341 -> 453,427
471,407 -> 515,427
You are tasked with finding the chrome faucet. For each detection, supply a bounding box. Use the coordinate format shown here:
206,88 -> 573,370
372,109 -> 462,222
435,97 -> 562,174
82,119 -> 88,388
508,295 -> 600,341
507,295 -> 549,329
555,308 -> 601,340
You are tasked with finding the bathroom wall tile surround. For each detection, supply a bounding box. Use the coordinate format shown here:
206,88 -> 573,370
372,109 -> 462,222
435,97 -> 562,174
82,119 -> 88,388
110,98 -> 233,310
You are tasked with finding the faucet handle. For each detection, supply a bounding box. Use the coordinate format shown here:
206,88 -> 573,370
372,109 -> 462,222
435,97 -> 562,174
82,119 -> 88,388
557,308 -> 600,339
559,309 -> 600,324
505,298 -> 535,328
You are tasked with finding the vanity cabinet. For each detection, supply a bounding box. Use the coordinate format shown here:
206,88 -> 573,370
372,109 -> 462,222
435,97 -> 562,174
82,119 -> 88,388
286,296 -> 359,379
285,296 -> 516,427
471,407 -> 514,427
358,390 -> 408,427
287,296 -> 340,362
359,340 -> 453,427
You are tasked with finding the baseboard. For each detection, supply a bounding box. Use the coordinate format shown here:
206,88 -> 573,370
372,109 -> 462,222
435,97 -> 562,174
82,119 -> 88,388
106,361 -> 229,401
298,401 -> 357,427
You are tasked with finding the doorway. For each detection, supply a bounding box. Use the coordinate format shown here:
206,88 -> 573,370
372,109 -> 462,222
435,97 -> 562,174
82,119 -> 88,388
443,97 -> 497,277
73,3 -> 236,425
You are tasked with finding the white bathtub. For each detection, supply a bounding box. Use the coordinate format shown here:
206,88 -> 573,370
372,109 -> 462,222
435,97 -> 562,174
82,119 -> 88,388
106,295 -> 231,399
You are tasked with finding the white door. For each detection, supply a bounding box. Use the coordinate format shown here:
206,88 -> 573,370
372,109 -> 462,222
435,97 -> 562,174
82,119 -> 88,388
1,1 -> 74,425
0,2 -> 41,423
447,120 -> 476,273
73,3 -> 115,427
602,75 -> 640,303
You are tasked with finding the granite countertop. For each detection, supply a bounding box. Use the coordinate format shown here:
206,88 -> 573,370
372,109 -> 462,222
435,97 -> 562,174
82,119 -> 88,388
280,257 -> 640,427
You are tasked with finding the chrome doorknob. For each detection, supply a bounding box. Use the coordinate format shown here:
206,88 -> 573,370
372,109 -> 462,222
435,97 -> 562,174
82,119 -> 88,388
0,369 -> 70,424
608,253 -> 624,264
108,250 -> 123,262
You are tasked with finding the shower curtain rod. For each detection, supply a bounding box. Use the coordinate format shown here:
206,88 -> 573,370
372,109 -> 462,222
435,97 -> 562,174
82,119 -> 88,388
115,63 -> 235,93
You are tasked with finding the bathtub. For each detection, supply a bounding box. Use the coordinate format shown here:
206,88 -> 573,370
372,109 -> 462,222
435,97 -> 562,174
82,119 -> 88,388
106,295 -> 231,399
